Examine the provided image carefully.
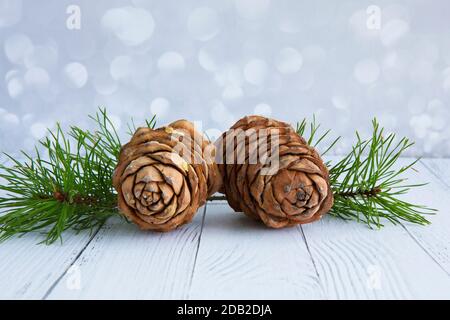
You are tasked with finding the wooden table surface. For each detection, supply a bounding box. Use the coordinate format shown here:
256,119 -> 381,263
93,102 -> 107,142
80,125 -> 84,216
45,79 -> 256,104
1,158 -> 449,300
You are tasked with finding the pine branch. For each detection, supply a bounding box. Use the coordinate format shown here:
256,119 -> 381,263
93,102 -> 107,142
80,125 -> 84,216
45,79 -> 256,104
297,116 -> 435,227
328,120 -> 435,227
0,108 -> 156,244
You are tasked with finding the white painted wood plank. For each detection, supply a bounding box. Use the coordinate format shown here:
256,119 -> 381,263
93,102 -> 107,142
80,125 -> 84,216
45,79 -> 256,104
2,158 -> 448,300
301,158 -> 450,299
0,230 -> 98,299
46,207 -> 206,299
402,159 -> 450,275
189,203 -> 324,299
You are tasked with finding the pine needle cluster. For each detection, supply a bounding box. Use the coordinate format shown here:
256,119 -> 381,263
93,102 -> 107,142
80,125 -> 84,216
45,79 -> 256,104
0,109 -> 121,243
297,117 -> 435,228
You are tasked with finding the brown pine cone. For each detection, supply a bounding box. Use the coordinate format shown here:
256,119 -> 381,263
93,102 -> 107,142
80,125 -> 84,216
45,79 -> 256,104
216,115 -> 333,228
113,120 -> 222,232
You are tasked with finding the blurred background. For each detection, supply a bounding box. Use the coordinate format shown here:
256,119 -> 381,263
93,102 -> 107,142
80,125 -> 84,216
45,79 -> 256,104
1,0 -> 450,159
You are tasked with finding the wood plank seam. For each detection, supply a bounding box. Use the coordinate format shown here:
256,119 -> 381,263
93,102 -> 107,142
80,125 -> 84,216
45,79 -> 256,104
187,203 -> 326,299
400,223 -> 450,277
41,223 -> 104,299
298,225 -> 327,298
298,226 -> 319,278
420,160 -> 450,189
402,161 -> 450,277
186,204 -> 207,299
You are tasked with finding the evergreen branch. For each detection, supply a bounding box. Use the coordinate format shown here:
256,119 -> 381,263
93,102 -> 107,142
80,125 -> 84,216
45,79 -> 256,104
328,119 -> 436,228
0,107 -> 156,244
0,108 -> 158,244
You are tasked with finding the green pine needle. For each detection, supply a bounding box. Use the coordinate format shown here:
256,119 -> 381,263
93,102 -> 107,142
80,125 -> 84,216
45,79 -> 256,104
297,116 -> 435,228
127,114 -> 157,136
296,115 -> 341,159
0,108 -> 155,244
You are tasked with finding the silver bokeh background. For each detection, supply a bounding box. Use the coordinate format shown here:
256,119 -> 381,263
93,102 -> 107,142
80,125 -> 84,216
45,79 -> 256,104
1,0 -> 450,159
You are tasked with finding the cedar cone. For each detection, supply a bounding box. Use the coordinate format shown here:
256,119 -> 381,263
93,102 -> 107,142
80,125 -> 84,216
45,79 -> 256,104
216,116 -> 333,228
113,120 -> 222,232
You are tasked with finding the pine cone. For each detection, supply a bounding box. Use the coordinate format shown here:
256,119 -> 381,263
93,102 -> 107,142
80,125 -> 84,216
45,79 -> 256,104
113,120 -> 222,232
216,116 -> 333,228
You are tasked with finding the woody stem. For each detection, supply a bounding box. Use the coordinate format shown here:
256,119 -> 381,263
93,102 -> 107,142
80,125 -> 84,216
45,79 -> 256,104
335,186 -> 382,198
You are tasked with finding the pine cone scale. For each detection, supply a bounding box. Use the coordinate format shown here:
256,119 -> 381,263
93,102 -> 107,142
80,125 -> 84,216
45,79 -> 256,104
217,115 -> 334,229
113,120 -> 222,232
